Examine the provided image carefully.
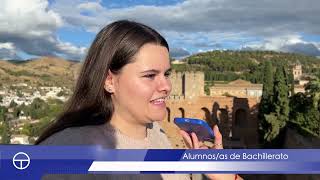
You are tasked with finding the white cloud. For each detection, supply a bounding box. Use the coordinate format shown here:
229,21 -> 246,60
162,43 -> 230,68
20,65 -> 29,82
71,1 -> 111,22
51,0 -> 320,35
252,35 -> 304,51
244,35 -> 320,56
49,0 -> 320,56
0,0 -> 86,60
253,35 -> 302,49
56,41 -> 87,60
0,42 -> 20,60
1,0 -> 320,59
50,0 -> 108,32
0,42 -> 15,50
0,0 -> 63,37
77,2 -> 104,12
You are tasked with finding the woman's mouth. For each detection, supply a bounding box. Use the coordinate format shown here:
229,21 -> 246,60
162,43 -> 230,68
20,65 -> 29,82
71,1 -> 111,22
150,97 -> 166,106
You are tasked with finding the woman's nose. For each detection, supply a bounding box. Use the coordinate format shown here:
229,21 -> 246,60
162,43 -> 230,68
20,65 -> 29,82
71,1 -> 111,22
158,75 -> 172,93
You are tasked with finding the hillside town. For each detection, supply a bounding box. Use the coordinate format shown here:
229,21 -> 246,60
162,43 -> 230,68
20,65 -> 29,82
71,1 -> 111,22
0,83 -> 68,107
0,83 -> 70,144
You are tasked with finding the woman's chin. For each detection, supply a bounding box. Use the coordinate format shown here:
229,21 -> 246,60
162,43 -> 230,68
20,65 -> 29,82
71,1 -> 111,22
149,113 -> 166,122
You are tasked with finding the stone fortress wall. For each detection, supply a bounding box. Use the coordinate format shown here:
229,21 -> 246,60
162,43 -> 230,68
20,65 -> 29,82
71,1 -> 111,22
161,71 -> 260,149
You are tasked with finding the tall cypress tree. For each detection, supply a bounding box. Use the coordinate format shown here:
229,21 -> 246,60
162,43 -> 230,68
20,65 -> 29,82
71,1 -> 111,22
259,61 -> 274,114
264,64 -> 290,143
273,64 -> 290,122
258,61 -> 274,143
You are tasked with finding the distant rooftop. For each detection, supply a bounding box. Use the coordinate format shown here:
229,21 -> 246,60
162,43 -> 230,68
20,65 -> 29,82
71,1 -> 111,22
213,79 -> 262,88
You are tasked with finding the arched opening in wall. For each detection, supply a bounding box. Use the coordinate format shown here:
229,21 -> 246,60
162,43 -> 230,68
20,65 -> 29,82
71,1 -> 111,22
217,109 -> 228,124
182,74 -> 185,95
217,109 -> 229,138
212,102 -> 220,124
178,108 -> 185,118
166,107 -> 171,122
232,109 -> 247,140
201,107 -> 213,126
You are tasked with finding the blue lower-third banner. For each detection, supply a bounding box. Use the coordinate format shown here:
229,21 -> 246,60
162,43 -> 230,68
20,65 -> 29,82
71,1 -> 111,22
0,146 -> 320,179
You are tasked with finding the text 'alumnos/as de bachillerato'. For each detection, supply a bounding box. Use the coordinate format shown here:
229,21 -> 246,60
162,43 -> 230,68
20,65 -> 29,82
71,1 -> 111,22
182,152 -> 289,160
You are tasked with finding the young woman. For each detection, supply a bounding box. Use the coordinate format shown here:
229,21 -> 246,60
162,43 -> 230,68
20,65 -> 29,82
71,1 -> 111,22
36,20 -> 242,180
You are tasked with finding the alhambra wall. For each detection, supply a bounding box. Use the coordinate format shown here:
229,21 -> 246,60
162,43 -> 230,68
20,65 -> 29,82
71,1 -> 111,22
160,71 -> 260,149
170,71 -> 204,98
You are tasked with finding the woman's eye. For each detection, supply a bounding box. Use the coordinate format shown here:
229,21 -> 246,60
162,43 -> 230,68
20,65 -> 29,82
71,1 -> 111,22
143,74 -> 156,79
165,72 -> 171,78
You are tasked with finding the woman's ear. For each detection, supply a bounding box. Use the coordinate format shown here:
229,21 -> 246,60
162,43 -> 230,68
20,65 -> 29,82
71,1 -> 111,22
104,70 -> 115,93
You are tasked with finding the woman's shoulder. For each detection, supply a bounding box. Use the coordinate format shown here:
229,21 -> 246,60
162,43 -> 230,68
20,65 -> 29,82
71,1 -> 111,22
39,124 -> 115,148
148,122 -> 168,137
148,122 -> 172,148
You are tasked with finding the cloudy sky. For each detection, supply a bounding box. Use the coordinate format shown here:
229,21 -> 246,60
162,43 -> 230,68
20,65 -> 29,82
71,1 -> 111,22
1,0 -> 320,60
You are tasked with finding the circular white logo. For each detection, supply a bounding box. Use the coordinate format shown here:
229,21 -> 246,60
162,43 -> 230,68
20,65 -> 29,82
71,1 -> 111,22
12,152 -> 30,170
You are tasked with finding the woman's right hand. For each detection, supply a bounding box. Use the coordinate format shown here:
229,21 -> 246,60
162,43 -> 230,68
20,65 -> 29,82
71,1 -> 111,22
179,125 -> 243,180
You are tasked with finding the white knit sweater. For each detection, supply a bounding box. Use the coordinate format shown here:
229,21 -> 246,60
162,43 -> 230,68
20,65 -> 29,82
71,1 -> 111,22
40,122 -> 191,180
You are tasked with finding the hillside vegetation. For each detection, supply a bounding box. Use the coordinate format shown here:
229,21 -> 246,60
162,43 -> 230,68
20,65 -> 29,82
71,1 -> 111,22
1,51 -> 319,88
0,56 -> 81,88
173,50 -> 320,83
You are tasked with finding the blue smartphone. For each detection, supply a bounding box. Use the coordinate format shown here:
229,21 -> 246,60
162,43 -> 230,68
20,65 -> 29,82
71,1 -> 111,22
174,117 -> 214,141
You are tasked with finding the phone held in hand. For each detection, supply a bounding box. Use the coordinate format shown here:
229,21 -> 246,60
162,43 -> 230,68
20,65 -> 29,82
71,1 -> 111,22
174,117 -> 214,142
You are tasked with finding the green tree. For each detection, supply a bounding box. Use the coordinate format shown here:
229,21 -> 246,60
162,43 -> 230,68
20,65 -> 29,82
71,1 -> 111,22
258,61 -> 274,143
21,117 -> 52,137
289,79 -> 320,136
263,64 -> 290,143
304,79 -> 320,136
21,122 -> 36,137
29,98 -> 49,119
294,112 -> 306,125
9,100 -> 18,108
303,108 -> 320,136
17,90 -> 23,97
288,69 -> 295,96
273,64 -> 290,121
289,92 -> 308,117
0,106 -> 7,121
305,79 -> 320,109
264,113 -> 281,142
1,120 -> 11,144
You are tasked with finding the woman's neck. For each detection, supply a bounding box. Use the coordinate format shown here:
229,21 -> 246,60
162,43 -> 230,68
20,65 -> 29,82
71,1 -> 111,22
109,114 -> 147,139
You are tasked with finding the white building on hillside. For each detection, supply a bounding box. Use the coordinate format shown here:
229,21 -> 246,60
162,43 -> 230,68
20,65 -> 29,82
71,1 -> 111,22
10,134 -> 29,144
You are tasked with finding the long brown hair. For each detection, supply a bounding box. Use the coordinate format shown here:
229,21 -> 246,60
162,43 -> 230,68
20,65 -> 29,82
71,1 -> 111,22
35,20 -> 169,144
